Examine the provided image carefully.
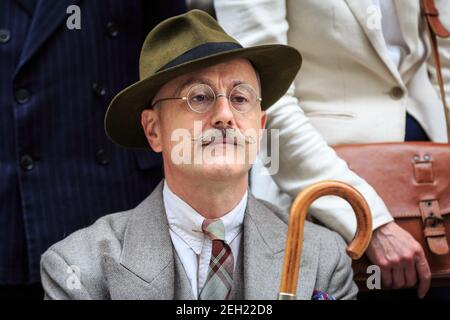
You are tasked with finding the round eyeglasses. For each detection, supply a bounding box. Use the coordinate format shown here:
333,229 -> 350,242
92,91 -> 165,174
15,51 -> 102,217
151,83 -> 262,113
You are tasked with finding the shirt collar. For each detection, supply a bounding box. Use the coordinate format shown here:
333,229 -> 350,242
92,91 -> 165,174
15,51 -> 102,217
163,180 -> 247,255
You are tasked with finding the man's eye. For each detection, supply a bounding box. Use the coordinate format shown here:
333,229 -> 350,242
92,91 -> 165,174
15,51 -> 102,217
191,94 -> 207,102
231,95 -> 249,104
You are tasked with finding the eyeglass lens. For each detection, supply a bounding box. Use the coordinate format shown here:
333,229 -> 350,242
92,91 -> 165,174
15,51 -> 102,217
186,84 -> 259,113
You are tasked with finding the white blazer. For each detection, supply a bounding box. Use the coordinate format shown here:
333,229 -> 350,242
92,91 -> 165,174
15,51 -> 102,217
215,0 -> 450,241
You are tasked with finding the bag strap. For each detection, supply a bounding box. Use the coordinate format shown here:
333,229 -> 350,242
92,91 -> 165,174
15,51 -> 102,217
420,0 -> 450,141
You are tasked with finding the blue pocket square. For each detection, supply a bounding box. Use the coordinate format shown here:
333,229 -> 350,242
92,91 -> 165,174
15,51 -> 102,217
311,290 -> 336,300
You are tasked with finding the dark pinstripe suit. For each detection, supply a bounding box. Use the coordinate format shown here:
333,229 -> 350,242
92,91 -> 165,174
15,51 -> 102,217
0,0 -> 185,285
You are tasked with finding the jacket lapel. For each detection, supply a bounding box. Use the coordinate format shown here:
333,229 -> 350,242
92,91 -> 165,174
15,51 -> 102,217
344,0 -> 404,85
229,241 -> 244,300
16,0 -> 38,16
16,0 -> 82,73
104,182 -> 176,300
243,195 -> 319,300
173,251 -> 196,300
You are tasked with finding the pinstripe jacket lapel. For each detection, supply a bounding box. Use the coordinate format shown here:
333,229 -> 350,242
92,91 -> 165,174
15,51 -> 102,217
17,0 -> 82,73
16,0 -> 37,16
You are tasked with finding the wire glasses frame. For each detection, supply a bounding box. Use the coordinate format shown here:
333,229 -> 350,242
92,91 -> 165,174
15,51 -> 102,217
150,83 -> 263,114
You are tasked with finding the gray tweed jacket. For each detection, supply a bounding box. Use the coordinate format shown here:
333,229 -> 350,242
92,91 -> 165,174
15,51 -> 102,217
40,181 -> 357,300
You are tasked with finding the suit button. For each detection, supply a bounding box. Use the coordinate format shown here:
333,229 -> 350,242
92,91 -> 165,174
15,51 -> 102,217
92,83 -> 106,97
20,155 -> 35,171
96,149 -> 110,166
0,29 -> 11,43
389,86 -> 404,100
106,22 -> 119,38
15,88 -> 31,104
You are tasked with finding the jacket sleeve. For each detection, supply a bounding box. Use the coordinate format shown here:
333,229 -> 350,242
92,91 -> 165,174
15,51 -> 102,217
40,249 -> 93,300
325,233 -> 359,300
214,0 -> 393,241
426,0 -> 450,132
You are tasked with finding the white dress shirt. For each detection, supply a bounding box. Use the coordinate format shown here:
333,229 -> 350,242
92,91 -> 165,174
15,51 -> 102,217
162,180 -> 247,299
374,0 -> 410,67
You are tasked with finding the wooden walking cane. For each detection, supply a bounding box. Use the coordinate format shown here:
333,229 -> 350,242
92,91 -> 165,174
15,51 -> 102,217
278,181 -> 373,299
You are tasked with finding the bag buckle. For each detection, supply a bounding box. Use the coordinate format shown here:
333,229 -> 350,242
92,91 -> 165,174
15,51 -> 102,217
424,212 -> 444,227
420,200 -> 449,255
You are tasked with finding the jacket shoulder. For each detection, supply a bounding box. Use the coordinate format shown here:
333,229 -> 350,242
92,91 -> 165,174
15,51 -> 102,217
40,186 -> 164,299
40,209 -> 134,299
46,209 -> 131,259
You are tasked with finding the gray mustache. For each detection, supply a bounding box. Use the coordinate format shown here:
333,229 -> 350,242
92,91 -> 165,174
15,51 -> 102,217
192,128 -> 256,146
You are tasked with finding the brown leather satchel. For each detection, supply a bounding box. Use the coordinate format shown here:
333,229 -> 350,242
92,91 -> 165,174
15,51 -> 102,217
333,0 -> 450,289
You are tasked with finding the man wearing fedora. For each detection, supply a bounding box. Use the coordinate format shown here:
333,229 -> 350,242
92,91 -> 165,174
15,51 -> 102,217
40,10 -> 357,300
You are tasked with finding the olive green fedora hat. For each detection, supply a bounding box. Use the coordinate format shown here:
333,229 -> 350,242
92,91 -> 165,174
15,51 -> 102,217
105,9 -> 302,149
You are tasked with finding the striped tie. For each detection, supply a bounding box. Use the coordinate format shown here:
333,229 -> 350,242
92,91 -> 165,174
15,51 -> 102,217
199,219 -> 234,300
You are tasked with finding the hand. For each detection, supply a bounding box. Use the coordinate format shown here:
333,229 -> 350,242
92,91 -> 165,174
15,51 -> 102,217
365,221 -> 431,298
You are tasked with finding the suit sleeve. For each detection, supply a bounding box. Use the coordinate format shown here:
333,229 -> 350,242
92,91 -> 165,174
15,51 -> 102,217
427,0 -> 450,131
214,0 -> 393,242
326,233 -> 359,300
40,249 -> 93,300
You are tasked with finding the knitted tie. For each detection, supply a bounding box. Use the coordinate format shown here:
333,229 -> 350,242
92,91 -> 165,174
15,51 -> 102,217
199,219 -> 234,300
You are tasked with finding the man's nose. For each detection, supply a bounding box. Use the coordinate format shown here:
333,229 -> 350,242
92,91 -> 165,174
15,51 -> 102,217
210,94 -> 235,128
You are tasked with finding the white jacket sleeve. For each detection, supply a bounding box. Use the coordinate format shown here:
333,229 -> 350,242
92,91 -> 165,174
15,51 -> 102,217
215,0 -> 393,241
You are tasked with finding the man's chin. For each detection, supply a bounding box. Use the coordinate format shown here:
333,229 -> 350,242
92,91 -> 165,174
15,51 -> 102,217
193,160 -> 250,179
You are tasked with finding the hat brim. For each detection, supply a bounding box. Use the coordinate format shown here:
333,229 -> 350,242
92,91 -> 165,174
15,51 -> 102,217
105,44 -> 302,149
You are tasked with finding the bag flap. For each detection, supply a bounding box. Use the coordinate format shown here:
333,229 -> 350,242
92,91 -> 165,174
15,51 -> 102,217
334,142 -> 450,218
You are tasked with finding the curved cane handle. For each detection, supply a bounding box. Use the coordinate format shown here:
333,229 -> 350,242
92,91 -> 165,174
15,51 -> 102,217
278,181 -> 373,299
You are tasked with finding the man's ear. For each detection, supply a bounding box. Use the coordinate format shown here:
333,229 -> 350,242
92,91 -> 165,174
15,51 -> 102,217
141,109 -> 163,153
260,110 -> 267,129
256,110 -> 268,153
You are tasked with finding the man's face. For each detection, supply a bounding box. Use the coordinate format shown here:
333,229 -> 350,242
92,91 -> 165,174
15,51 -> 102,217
141,58 -> 267,183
